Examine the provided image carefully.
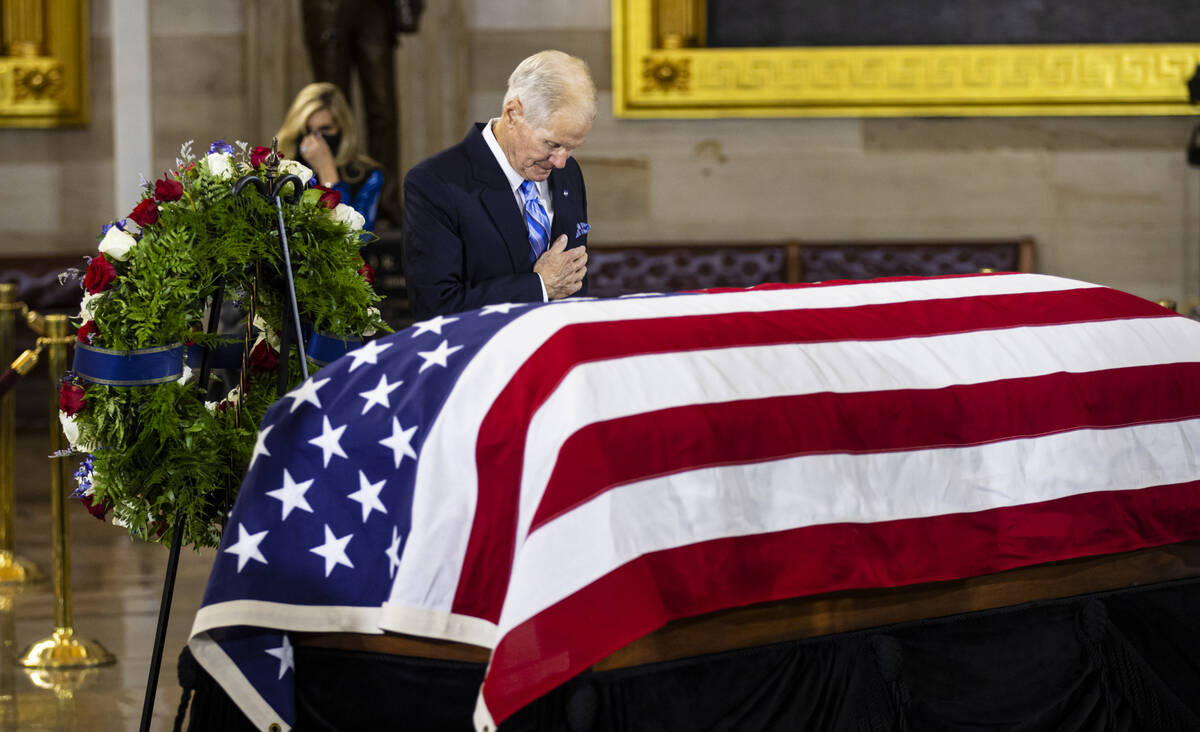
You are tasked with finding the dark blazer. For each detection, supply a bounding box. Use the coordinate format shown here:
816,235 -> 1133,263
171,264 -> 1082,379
401,123 -> 589,320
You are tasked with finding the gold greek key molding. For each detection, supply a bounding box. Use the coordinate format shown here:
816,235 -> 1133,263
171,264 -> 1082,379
613,0 -> 1200,117
0,0 -> 87,127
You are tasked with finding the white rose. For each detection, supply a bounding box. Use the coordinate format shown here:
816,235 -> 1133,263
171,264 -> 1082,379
98,226 -> 137,261
331,203 -> 365,231
78,291 -> 101,320
279,159 -> 313,185
206,152 -> 234,179
59,412 -> 94,451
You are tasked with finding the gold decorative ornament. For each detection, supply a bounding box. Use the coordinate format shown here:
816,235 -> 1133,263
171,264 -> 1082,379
642,56 -> 691,92
613,0 -> 1200,118
12,64 -> 63,102
0,0 -> 87,127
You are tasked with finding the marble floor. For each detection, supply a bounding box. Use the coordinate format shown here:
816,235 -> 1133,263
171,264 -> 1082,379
1,430 -> 217,732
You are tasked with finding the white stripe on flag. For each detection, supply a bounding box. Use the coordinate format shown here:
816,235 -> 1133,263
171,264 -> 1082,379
498,417 -> 1200,636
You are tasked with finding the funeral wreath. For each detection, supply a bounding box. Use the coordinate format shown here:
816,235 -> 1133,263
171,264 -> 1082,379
60,140 -> 388,549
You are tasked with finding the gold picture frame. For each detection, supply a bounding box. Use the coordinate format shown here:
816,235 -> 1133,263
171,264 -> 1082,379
0,0 -> 88,127
613,0 -> 1200,118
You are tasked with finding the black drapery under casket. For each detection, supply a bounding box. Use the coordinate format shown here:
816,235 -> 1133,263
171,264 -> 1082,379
178,575 -> 1200,731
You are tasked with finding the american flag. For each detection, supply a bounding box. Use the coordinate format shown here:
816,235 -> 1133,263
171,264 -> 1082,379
190,273 -> 1200,731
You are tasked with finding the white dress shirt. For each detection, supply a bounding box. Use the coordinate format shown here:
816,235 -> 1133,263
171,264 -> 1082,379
483,119 -> 551,301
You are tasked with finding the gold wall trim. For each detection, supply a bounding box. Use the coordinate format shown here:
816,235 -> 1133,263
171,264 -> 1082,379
0,0 -> 87,127
614,0 -> 1200,118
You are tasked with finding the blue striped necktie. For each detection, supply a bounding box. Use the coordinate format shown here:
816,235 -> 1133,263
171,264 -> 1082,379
520,180 -> 551,262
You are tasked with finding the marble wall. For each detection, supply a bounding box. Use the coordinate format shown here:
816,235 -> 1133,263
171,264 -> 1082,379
2,0 -> 1198,305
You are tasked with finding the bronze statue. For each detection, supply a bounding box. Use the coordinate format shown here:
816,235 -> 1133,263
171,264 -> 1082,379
300,0 -> 424,228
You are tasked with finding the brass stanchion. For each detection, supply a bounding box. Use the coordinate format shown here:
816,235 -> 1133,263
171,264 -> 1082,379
17,314 -> 114,669
0,283 -> 42,584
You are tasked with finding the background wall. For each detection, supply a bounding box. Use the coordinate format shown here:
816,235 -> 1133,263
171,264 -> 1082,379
1,0 -> 1198,307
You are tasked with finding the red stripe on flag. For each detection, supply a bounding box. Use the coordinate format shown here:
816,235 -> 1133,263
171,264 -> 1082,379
530,363 -> 1200,533
481,480 -> 1200,725
455,286 -> 1175,621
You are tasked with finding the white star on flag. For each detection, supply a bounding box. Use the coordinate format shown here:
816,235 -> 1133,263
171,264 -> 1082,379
410,314 -> 459,338
265,469 -> 314,521
308,416 -> 348,467
224,523 -> 269,572
358,374 -> 403,415
379,418 -> 417,468
347,470 -> 387,523
385,526 -> 403,579
310,524 -> 354,577
480,303 -> 523,315
346,339 -> 393,373
417,339 -> 463,372
248,424 -> 273,470
265,635 -> 294,680
284,377 -> 330,413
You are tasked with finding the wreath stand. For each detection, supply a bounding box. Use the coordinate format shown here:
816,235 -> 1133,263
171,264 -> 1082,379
138,154 -> 310,732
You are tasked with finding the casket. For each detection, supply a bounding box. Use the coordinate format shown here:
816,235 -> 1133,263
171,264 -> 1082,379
188,273 -> 1200,731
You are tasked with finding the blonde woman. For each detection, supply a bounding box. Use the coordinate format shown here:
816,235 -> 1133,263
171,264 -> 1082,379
276,82 -> 385,231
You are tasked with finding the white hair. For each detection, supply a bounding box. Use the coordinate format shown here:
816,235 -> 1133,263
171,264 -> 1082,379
502,50 -> 597,127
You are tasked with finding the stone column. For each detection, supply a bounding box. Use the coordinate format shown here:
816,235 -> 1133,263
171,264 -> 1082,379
110,0 -> 152,213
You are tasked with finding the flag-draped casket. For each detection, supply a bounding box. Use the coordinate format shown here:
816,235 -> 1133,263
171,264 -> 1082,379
189,273 -> 1200,731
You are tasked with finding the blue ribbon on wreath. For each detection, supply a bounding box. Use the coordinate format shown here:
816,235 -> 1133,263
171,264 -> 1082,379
306,331 -> 362,366
74,342 -> 185,386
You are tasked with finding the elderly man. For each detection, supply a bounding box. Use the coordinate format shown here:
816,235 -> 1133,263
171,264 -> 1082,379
402,50 -> 594,319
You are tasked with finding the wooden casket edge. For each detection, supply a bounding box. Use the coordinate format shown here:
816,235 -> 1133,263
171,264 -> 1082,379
293,541 -> 1200,671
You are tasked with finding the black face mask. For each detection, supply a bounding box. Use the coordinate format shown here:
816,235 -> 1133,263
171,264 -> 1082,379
321,131 -> 342,156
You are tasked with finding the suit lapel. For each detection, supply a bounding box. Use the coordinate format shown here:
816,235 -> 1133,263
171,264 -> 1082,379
549,169 -> 570,241
465,123 -> 531,271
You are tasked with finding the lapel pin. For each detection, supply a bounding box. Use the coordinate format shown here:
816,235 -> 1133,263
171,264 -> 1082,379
564,190 -> 569,197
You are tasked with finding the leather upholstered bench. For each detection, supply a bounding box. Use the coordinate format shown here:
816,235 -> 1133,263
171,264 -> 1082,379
586,237 -> 1035,298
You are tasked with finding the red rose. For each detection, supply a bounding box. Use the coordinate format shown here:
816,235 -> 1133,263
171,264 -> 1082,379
129,198 -> 159,227
250,146 -> 273,168
154,176 -> 183,202
249,340 -> 279,372
59,382 -> 87,416
82,254 -> 116,294
77,320 -> 98,344
81,495 -> 108,521
357,262 -> 376,286
315,185 -> 341,210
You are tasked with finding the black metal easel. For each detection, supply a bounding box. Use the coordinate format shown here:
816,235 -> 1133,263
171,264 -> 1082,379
139,146 -> 310,732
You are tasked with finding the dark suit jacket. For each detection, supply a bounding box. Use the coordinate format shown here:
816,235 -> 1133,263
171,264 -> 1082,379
401,123 -> 589,320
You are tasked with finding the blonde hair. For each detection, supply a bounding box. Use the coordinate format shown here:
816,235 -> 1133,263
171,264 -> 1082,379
503,50 -> 597,128
275,82 -> 375,182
